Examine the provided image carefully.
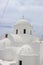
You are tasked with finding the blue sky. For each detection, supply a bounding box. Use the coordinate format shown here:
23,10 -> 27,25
0,0 -> 43,37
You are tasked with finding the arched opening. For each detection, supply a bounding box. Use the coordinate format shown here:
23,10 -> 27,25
5,34 -> 8,38
23,29 -> 26,34
19,60 -> 22,65
16,29 -> 18,34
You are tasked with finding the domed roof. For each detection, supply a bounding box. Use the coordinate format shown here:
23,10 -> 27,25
0,38 -> 12,49
0,47 -> 20,61
19,45 -> 34,56
15,19 -> 32,27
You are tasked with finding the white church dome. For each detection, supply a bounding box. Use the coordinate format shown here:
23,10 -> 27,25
19,45 -> 34,56
16,19 -> 32,27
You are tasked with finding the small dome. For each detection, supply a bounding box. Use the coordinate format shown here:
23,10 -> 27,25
19,45 -> 34,56
0,38 -> 11,49
16,19 -> 32,27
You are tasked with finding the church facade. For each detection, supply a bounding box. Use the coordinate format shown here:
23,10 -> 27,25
0,19 -> 43,65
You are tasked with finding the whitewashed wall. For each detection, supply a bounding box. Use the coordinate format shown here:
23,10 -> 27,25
18,55 -> 40,65
40,42 -> 43,65
13,23 -> 32,35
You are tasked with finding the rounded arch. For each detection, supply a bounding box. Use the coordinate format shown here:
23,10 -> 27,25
19,45 -> 33,56
16,45 -> 34,65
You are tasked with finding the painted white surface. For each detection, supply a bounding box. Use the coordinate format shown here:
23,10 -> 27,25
13,19 -> 32,35
18,55 -> 40,65
0,19 -> 41,65
40,41 -> 43,65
